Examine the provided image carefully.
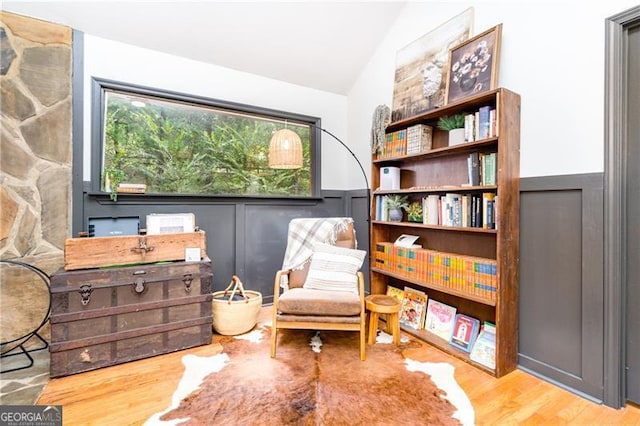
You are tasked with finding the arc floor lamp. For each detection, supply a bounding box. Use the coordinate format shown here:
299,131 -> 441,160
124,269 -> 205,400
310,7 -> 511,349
268,124 -> 371,226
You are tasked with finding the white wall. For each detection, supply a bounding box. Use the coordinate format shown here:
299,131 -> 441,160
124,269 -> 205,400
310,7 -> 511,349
348,0 -> 639,179
82,35 -> 355,190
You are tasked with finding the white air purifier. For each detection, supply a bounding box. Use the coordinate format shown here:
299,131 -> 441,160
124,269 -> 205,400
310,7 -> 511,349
379,167 -> 400,190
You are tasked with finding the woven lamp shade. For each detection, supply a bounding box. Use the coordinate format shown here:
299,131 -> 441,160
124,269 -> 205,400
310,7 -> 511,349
269,129 -> 303,169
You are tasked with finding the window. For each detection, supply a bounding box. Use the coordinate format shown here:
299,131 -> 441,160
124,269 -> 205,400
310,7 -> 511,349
92,79 -> 319,198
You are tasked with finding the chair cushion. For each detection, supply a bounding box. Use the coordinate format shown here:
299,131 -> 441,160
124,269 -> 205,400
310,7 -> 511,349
302,243 -> 366,294
288,222 -> 356,289
277,288 -> 361,316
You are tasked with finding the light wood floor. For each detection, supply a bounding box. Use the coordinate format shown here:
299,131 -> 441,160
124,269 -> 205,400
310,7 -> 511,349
38,308 -> 640,425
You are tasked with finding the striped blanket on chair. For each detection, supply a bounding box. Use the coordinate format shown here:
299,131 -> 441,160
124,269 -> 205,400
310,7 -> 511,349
282,217 -> 355,272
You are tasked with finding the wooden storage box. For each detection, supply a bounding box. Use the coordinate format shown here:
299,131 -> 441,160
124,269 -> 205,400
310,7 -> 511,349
49,258 -> 213,377
63,230 -> 206,271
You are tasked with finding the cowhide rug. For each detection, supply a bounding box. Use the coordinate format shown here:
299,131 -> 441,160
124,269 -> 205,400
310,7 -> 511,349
146,324 -> 474,426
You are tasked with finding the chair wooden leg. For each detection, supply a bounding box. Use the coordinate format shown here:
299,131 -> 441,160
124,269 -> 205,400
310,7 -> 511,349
360,324 -> 366,361
270,326 -> 278,358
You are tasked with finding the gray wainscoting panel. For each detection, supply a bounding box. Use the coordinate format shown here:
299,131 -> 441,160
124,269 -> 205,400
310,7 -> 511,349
519,173 -> 604,402
81,190 -> 369,303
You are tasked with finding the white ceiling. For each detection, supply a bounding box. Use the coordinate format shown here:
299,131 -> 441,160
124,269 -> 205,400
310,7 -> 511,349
2,1 -> 407,94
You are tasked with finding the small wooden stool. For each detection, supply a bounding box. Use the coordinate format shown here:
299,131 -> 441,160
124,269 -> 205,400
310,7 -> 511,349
365,294 -> 402,345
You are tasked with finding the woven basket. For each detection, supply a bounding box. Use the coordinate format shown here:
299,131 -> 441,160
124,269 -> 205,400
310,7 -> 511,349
211,290 -> 262,336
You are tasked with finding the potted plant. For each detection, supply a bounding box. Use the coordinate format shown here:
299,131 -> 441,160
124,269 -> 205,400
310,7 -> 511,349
385,194 -> 409,222
103,167 -> 125,202
437,113 -> 466,146
406,201 -> 423,223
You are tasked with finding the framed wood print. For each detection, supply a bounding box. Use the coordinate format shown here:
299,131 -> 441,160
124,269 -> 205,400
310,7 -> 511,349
445,24 -> 502,105
391,7 -> 474,122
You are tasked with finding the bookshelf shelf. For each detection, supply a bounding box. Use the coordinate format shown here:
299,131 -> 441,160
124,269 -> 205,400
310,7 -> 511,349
382,317 -> 495,375
372,138 -> 497,164
371,220 -> 498,234
373,185 -> 498,195
370,88 -> 520,378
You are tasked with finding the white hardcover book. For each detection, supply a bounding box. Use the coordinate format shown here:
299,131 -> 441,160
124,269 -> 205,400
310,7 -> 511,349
464,114 -> 475,142
146,213 -> 196,235
427,195 -> 439,225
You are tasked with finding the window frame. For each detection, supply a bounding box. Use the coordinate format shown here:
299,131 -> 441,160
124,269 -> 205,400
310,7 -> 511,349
90,77 -> 322,199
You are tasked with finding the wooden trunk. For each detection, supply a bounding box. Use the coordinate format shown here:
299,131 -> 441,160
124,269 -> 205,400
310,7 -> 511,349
63,231 -> 207,271
49,258 -> 213,377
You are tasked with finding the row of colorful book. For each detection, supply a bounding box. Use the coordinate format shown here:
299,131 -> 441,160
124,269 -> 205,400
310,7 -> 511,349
375,129 -> 407,159
375,124 -> 434,160
386,285 -> 496,368
374,243 -> 497,302
422,192 -> 497,229
467,151 -> 497,187
464,105 -> 498,143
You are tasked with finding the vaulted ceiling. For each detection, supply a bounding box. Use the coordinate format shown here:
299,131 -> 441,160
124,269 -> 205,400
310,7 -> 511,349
2,1 -> 407,95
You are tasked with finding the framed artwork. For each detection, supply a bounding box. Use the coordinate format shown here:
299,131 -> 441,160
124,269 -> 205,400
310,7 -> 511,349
445,24 -> 502,105
391,8 -> 474,122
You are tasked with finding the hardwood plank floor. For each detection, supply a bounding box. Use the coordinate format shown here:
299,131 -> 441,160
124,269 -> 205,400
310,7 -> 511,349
38,308 -> 640,425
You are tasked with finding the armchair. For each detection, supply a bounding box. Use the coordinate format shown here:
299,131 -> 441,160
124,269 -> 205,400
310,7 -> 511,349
270,218 -> 367,361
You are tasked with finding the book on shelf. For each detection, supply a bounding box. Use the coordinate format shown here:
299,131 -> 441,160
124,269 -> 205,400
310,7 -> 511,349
423,299 -> 457,341
474,111 -> 480,141
386,285 -> 405,304
482,192 -> 496,230
481,152 -> 497,186
478,106 -> 491,140
423,195 -> 440,225
117,183 -> 147,194
464,113 -> 475,143
378,130 -> 407,159
373,242 -> 392,270
441,193 -> 462,227
489,108 -> 497,138
461,194 -> 471,228
450,313 -> 481,353
421,193 -> 496,229
469,321 -> 496,369
467,152 -> 480,186
375,195 -> 390,221
406,124 -> 432,154
399,287 -> 428,330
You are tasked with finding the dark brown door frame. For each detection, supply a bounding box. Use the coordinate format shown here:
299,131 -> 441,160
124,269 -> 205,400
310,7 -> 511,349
604,5 -> 640,409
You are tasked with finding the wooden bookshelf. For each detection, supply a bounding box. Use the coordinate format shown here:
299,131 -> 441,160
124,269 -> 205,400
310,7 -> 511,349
370,88 -> 520,377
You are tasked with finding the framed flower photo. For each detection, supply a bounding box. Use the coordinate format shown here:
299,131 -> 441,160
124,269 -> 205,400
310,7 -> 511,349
445,24 -> 502,105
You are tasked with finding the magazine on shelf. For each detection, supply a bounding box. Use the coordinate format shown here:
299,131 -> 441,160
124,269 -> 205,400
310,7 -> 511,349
449,314 -> 481,353
399,287 -> 427,330
385,285 -> 405,304
469,322 -> 497,369
424,299 -> 457,341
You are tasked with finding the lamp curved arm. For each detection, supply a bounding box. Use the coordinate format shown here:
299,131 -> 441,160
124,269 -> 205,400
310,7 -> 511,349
312,125 -> 370,192
310,124 -> 371,226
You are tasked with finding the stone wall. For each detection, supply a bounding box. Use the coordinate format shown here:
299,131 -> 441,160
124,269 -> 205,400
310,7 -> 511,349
0,11 -> 72,275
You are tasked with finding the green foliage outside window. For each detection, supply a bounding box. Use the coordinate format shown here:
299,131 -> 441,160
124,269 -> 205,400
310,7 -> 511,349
102,91 -> 311,198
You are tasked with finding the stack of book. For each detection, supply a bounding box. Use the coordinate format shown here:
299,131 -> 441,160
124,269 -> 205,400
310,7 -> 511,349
406,124 -> 432,155
373,245 -> 498,302
464,105 -> 497,143
421,192 -> 497,230
376,129 -> 407,159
